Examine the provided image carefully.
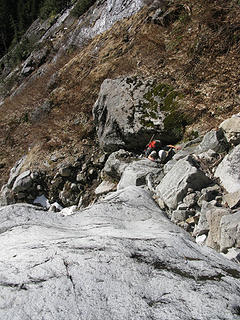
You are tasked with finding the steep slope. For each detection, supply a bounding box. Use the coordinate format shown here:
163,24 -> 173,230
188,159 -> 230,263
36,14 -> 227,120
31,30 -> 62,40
0,0 -> 239,189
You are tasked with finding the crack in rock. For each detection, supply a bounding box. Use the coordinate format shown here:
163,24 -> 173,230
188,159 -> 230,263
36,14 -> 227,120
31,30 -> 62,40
63,259 -> 82,319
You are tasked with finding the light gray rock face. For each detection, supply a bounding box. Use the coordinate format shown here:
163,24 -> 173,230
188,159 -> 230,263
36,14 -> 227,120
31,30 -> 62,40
219,117 -> 240,146
68,0 -> 144,48
215,144 -> 240,193
117,159 -> 163,190
156,156 -> 212,210
0,186 -> 240,320
1,0 -> 144,100
220,211 -> 240,253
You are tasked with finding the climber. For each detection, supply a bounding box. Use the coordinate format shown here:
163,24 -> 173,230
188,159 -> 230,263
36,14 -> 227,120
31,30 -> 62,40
145,139 -> 181,163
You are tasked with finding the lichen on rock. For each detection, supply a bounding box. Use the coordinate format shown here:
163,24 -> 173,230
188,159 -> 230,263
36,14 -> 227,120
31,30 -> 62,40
141,83 -> 187,142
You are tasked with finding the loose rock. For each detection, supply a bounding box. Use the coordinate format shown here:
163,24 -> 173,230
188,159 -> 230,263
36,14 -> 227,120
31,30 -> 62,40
156,155 -> 211,210
219,117 -> 240,146
215,144 -> 240,193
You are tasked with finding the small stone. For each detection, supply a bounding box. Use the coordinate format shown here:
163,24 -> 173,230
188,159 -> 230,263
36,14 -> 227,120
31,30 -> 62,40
82,163 -> 87,171
48,202 -> 63,212
89,168 -> 95,175
177,203 -> 188,210
186,216 -> 199,225
178,221 -> 191,231
98,154 -> 108,165
70,183 -> 79,192
196,234 -> 207,246
183,193 -> 198,208
30,171 -> 39,180
76,173 -> 86,183
171,210 -> 187,224
52,178 -> 63,190
37,185 -> 42,191
59,166 -> 72,177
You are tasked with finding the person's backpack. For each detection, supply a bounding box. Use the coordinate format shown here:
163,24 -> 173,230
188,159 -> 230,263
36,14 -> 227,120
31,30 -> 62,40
145,140 -> 162,157
147,140 -> 161,149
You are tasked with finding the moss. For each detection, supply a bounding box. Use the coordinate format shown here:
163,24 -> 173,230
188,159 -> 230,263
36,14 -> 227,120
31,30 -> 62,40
141,83 -> 190,141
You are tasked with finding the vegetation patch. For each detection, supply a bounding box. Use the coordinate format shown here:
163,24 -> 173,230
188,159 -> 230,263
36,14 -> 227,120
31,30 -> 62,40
141,83 -> 189,142
71,0 -> 97,17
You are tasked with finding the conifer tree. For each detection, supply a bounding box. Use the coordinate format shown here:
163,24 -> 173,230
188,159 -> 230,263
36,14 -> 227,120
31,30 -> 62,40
0,0 -> 70,58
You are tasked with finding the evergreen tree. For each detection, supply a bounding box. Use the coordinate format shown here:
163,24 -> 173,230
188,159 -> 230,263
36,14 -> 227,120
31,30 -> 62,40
0,0 -> 8,55
0,0 -> 70,58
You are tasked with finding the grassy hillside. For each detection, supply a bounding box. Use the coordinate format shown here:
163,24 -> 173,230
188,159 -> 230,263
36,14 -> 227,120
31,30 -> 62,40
0,0 -> 239,187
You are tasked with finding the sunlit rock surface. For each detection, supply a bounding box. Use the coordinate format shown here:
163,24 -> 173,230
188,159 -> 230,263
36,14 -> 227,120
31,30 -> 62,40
0,186 -> 239,320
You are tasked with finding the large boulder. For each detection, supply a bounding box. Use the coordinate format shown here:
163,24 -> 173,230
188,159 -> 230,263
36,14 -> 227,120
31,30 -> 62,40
219,116 -> 240,146
0,186 -> 239,319
156,156 -> 212,210
93,77 -> 186,152
214,144 -> 240,193
195,129 -> 228,154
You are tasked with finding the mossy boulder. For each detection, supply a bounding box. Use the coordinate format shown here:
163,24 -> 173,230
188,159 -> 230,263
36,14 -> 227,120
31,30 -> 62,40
93,76 -> 188,152
142,83 -> 187,143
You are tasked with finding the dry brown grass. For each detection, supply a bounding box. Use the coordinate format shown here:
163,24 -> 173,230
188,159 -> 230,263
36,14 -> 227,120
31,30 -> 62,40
0,1 -> 239,187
